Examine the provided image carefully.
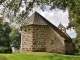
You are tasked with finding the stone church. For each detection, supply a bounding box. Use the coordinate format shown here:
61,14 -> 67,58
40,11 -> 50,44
20,12 -> 75,54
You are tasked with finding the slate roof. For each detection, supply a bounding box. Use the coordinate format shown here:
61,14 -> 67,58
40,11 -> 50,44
26,11 -> 72,42
26,12 -> 47,25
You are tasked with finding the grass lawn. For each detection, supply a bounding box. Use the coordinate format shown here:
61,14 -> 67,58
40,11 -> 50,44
0,52 -> 80,60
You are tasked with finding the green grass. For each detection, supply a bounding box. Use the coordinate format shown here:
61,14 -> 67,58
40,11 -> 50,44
0,52 -> 80,60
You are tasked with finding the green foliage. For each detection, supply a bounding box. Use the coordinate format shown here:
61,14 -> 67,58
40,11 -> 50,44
73,38 -> 80,55
0,17 -> 3,23
0,0 -> 80,26
0,52 -> 80,60
0,0 -> 79,28
20,23 -> 28,30
2,47 -> 12,53
0,18 -> 12,53
0,22 -> 12,47
0,0 -> 79,30
15,11 -> 28,27
10,28 -> 21,49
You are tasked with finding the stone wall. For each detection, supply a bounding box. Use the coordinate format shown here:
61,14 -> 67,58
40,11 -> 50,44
46,26 -> 65,54
20,25 -> 47,52
20,26 -> 33,52
20,25 -> 66,53
20,25 -> 74,54
64,41 -> 75,54
33,25 -> 47,51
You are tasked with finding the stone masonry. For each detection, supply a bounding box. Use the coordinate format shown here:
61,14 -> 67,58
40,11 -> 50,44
20,12 -> 75,54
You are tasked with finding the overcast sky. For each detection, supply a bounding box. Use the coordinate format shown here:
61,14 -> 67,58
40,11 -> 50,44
30,6 -> 77,38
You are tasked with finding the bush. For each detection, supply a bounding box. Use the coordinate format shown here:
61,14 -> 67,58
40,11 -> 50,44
0,47 -> 12,53
0,50 -> 2,53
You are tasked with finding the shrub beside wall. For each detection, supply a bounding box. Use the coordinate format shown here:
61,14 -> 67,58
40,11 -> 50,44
0,47 -> 12,53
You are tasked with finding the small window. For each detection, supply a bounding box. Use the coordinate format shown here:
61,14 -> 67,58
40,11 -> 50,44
51,40 -> 54,45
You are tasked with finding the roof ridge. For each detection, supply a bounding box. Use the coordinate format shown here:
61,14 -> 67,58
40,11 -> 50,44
33,11 -> 38,24
32,11 -> 36,24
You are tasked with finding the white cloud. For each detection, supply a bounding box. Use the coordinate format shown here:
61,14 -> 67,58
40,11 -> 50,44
67,29 -> 77,38
30,6 -> 76,38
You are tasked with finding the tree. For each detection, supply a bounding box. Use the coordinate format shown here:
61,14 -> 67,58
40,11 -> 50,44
0,0 -> 80,54
0,17 -> 12,53
10,27 -> 21,50
0,0 -> 79,27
